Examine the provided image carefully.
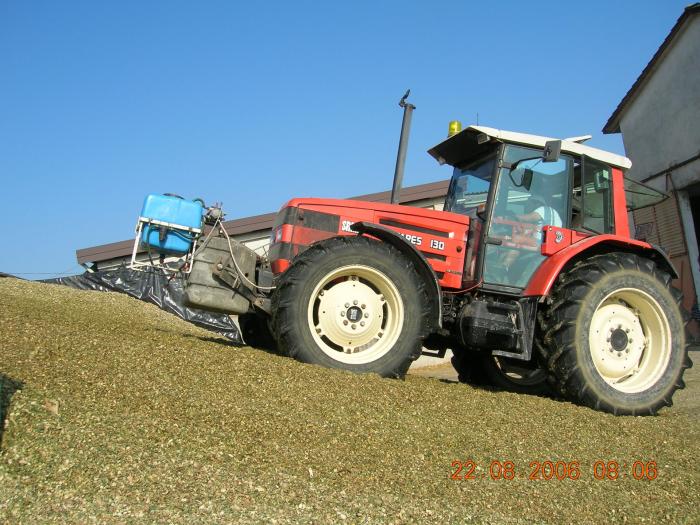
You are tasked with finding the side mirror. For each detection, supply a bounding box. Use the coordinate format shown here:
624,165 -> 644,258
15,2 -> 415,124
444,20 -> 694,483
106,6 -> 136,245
543,140 -> 561,162
507,160 -> 536,189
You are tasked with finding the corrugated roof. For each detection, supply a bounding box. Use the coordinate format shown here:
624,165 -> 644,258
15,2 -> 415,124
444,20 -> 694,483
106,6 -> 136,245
603,3 -> 700,134
76,179 -> 451,264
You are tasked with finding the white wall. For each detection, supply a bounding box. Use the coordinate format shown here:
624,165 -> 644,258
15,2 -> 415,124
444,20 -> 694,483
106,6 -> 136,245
619,17 -> 700,190
616,17 -> 700,309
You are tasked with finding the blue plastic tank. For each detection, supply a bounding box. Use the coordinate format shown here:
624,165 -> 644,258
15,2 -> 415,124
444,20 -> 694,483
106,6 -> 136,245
139,194 -> 204,254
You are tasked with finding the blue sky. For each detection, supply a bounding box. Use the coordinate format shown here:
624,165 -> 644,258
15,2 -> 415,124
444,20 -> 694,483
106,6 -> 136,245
0,0 -> 689,277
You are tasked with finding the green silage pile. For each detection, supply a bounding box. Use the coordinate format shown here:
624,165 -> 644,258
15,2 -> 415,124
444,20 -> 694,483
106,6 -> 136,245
1,278 -> 698,524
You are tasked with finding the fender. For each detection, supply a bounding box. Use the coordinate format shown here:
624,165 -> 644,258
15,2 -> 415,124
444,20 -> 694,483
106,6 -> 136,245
524,235 -> 679,297
351,221 -> 442,331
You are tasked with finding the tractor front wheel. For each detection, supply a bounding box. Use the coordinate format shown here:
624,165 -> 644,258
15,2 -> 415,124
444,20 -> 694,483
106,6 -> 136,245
271,236 -> 429,377
537,252 -> 692,415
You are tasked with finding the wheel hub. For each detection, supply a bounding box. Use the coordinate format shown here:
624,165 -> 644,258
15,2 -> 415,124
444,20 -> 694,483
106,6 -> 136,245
307,265 -> 403,364
610,328 -> 629,351
346,305 -> 363,323
588,288 -> 672,393
590,302 -> 646,380
316,279 -> 383,347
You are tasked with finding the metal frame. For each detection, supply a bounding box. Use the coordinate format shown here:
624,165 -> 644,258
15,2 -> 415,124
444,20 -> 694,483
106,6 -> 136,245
129,218 -> 202,273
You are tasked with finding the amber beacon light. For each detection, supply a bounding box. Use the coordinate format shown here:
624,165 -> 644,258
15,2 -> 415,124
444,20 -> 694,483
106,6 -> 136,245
448,120 -> 462,137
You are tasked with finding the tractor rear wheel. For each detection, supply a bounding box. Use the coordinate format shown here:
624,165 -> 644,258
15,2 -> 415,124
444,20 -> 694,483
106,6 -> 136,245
271,236 -> 429,378
537,252 -> 692,415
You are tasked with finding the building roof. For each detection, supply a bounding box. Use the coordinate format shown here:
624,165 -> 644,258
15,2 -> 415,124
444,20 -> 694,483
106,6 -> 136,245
76,179 -> 451,265
429,125 -> 632,169
603,3 -> 700,134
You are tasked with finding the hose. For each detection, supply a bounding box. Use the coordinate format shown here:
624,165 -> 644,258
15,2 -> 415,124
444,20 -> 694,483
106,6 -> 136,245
216,219 -> 276,291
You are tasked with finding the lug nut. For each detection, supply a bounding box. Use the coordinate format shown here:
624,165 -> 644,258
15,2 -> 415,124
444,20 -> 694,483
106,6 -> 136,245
353,300 -> 358,305
361,304 -> 366,309
364,313 -> 369,318
360,321 -> 365,327
345,303 -> 350,308
351,324 -> 356,330
340,311 -> 345,317
343,320 -> 348,326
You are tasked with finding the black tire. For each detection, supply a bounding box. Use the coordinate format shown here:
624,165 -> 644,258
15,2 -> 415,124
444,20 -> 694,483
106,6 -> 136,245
452,349 -> 550,395
271,236 -> 429,378
451,349 -> 488,385
238,312 -> 277,351
481,355 -> 551,395
537,252 -> 692,415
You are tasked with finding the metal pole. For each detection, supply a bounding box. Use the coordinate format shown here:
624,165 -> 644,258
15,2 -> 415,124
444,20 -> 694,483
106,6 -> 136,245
390,90 -> 415,205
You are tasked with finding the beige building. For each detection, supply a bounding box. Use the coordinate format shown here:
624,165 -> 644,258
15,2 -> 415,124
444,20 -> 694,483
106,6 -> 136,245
603,3 -> 700,336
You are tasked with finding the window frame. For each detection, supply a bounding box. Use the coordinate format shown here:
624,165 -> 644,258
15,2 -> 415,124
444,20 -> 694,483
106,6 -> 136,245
580,156 -> 615,235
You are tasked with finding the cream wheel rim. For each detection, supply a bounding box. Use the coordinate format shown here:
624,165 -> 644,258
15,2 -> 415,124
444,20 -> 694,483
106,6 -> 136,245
588,288 -> 672,393
307,265 -> 404,364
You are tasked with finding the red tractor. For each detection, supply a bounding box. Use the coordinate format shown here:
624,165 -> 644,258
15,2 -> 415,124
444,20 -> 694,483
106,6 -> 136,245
137,107 -> 691,416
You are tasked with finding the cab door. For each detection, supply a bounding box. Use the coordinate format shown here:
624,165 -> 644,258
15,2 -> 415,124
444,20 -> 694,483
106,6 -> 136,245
482,145 -> 574,290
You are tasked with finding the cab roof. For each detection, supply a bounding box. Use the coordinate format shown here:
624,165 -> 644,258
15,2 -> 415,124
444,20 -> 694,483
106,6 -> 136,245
428,125 -> 632,170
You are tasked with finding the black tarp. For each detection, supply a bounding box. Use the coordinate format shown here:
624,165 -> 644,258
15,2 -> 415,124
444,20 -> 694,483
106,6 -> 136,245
44,266 -> 243,344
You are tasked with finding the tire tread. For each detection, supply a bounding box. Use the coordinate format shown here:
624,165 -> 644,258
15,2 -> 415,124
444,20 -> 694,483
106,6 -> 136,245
270,236 -> 430,378
535,252 -> 692,415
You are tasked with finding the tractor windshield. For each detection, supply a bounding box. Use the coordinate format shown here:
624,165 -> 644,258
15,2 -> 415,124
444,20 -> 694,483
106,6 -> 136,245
444,154 -> 497,215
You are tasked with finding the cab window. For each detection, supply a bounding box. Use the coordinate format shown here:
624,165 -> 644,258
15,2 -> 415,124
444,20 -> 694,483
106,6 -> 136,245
483,145 -> 573,289
444,154 -> 497,216
573,157 -> 614,233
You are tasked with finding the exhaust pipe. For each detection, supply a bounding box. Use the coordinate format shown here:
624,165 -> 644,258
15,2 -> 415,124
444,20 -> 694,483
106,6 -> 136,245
390,90 -> 415,205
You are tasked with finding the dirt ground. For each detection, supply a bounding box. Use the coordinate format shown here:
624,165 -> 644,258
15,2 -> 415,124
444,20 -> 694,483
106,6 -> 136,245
1,278 -> 698,524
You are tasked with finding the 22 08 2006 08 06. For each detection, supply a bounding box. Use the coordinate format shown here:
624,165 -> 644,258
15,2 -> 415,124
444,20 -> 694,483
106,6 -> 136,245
450,459 -> 659,481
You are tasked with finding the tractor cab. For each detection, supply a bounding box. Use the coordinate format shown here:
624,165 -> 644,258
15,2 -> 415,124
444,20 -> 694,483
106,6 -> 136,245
429,125 -> 663,293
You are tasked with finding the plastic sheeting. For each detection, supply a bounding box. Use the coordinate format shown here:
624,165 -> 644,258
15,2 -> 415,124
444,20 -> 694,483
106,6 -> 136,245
44,266 -> 243,344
